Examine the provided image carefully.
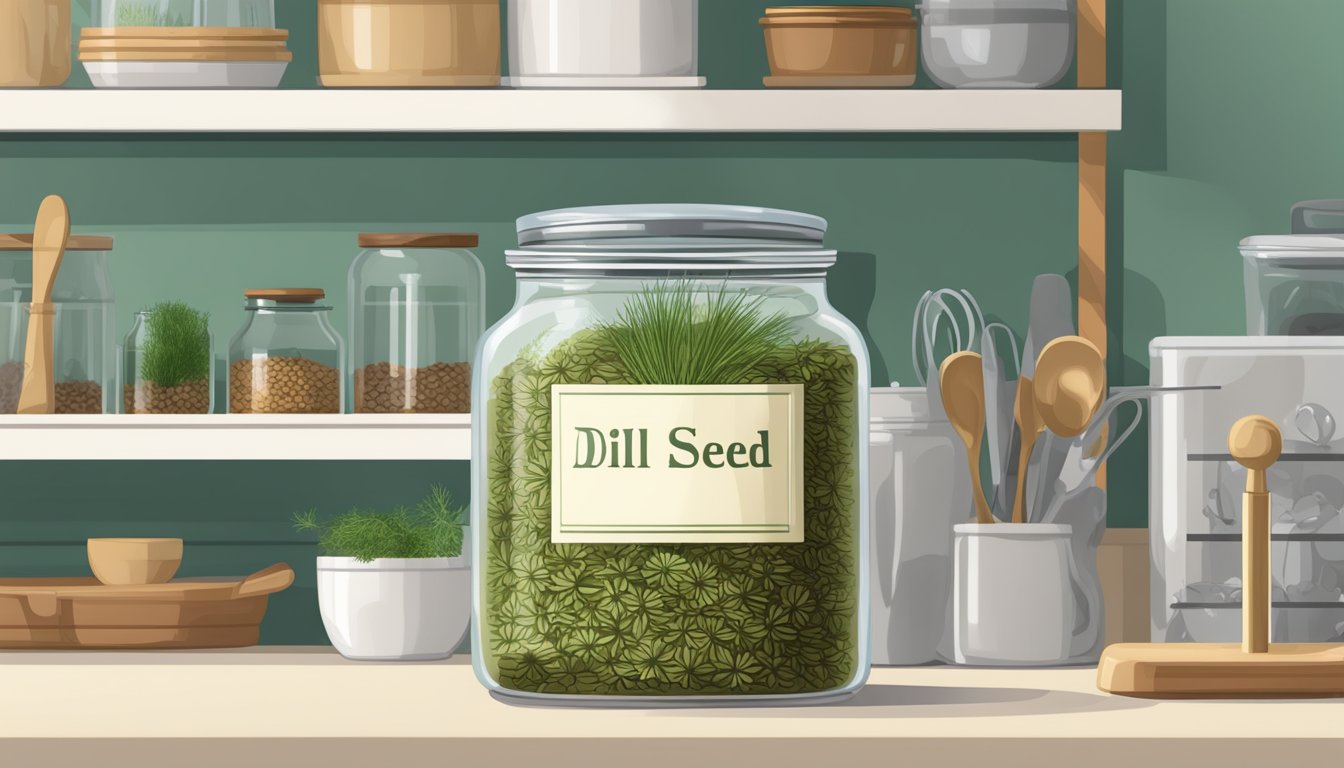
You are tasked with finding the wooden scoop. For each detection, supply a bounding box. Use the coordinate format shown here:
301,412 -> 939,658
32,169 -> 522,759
939,351 -> 994,524
17,195 -> 70,415
1033,336 -> 1106,438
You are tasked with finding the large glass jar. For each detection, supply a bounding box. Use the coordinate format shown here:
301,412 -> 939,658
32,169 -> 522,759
348,233 -> 484,414
228,289 -> 344,414
121,305 -> 215,414
473,204 -> 870,706
0,234 -> 116,414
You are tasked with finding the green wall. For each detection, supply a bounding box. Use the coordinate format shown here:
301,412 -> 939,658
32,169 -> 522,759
1,1 -> 1312,643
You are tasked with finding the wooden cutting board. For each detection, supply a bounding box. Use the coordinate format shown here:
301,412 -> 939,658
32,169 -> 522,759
0,563 -> 294,649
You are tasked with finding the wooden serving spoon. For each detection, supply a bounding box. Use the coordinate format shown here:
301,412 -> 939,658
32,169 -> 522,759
939,351 -> 994,524
17,195 -> 71,415
1010,378 -> 1043,524
1032,336 -> 1106,439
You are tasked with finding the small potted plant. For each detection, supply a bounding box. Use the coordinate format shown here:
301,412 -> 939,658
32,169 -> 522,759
122,301 -> 213,414
294,485 -> 469,661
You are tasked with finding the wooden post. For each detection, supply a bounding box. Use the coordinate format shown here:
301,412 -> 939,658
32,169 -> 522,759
1077,0 -> 1106,359
1078,0 -> 1107,487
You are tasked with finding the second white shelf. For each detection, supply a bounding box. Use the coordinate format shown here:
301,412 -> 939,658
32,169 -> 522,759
0,89 -> 1123,133
0,414 -> 471,461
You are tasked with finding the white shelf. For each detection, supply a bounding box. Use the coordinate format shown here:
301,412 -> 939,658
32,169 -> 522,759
0,414 -> 470,461
0,89 -> 1122,133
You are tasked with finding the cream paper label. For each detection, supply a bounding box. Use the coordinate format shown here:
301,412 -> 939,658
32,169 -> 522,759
550,384 -> 805,544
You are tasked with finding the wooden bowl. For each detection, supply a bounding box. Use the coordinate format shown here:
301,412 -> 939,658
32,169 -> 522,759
761,6 -> 918,85
87,538 -> 183,586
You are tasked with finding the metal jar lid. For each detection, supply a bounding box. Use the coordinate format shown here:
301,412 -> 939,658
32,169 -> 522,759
515,204 -> 827,247
509,204 -> 835,272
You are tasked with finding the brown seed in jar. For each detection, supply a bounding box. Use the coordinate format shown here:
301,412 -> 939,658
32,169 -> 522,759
354,361 -> 471,414
229,356 -> 340,414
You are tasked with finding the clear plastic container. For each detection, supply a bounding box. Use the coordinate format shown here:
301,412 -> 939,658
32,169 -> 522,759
1240,235 -> 1344,335
348,233 -> 484,414
121,306 -> 215,414
228,289 -> 344,414
919,0 -> 1076,89
474,204 -> 870,706
0,234 -> 116,414
97,0 -> 275,27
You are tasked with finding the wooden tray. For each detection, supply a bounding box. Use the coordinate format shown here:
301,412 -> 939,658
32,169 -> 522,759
0,563 -> 294,650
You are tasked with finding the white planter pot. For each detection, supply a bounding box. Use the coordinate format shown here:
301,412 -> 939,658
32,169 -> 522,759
317,554 -> 470,661
507,0 -> 700,84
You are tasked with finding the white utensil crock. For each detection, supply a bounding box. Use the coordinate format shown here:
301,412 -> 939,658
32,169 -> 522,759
954,523 -> 1079,666
317,553 -> 470,661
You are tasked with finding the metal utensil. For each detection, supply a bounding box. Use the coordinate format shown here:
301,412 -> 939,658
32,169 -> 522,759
1296,403 -> 1337,447
1039,398 -> 1144,525
981,322 -> 1020,509
1000,275 -> 1075,522
939,351 -> 994,525
913,288 -> 985,386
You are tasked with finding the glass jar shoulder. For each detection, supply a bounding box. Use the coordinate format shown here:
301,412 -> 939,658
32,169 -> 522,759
479,276 -> 867,381
349,248 -> 485,291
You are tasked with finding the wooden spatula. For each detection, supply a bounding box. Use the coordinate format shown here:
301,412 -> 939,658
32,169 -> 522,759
17,195 -> 70,415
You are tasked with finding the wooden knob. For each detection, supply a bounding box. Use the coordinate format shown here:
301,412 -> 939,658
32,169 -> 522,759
1229,416 -> 1282,471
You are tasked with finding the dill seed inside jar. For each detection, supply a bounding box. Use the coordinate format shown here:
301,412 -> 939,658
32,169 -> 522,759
227,289 -> 345,415
474,205 -> 869,706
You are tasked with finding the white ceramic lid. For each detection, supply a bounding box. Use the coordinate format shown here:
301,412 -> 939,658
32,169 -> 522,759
870,387 -> 946,422
921,0 -> 1073,13
1240,234 -> 1344,261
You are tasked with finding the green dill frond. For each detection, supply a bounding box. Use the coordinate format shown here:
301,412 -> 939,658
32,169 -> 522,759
603,282 -> 794,385
141,301 -> 211,387
293,488 -> 467,562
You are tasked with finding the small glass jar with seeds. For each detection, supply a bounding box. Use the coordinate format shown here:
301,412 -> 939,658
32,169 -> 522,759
227,289 -> 344,414
473,204 -> 870,706
0,234 -> 116,414
348,233 -> 484,414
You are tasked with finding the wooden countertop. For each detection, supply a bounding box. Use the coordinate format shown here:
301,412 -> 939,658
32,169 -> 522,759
2,648 -> 1341,766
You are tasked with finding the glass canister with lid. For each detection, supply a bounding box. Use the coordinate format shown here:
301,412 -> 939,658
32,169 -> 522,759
228,289 -> 344,414
0,233 -> 116,414
473,204 -> 870,706
348,233 -> 484,414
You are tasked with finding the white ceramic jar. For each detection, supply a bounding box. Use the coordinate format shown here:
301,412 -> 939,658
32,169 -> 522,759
507,0 -> 703,87
954,523 -> 1077,666
317,554 -> 471,661
869,388 -> 968,666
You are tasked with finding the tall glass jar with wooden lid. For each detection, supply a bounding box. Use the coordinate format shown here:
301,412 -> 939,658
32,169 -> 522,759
348,233 -> 484,414
227,289 -> 344,414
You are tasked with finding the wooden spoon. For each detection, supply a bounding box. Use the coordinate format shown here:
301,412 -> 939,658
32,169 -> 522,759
1010,378 -> 1043,524
939,351 -> 994,524
17,195 -> 71,415
1032,336 -> 1106,439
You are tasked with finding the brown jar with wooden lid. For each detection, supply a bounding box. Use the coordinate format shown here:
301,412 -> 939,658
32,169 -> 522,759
227,289 -> 345,414
348,233 -> 483,414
